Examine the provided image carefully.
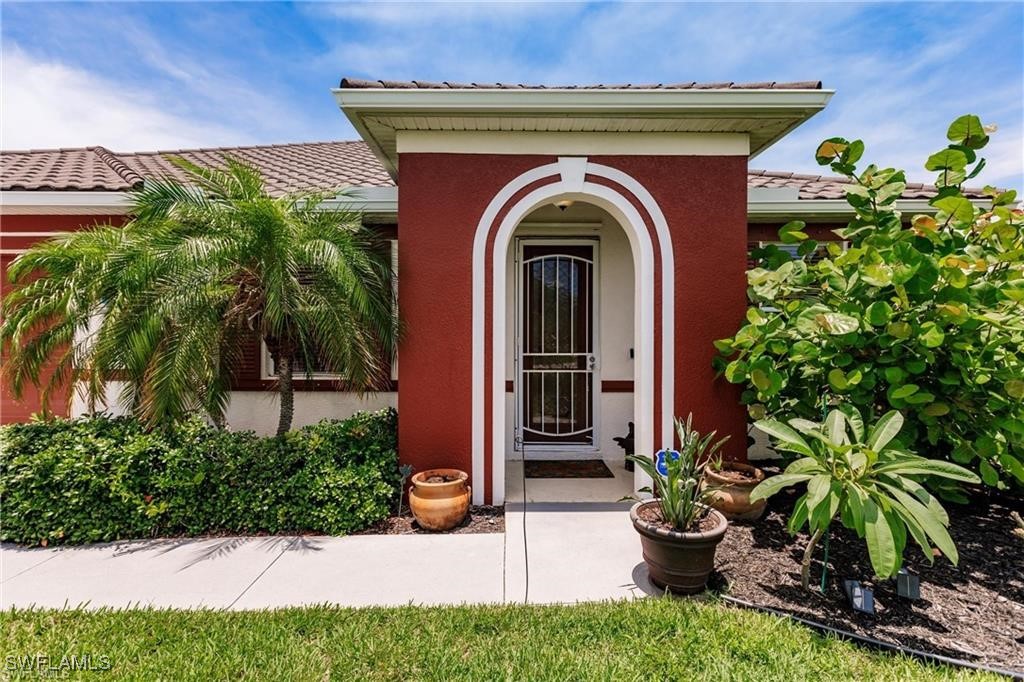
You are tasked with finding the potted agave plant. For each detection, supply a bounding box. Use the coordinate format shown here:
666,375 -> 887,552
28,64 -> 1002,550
628,415 -> 730,594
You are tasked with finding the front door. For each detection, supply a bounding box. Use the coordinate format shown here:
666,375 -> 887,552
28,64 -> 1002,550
515,239 -> 599,450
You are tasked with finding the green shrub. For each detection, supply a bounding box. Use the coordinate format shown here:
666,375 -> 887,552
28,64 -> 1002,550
716,115 -> 1023,489
0,408 -> 399,546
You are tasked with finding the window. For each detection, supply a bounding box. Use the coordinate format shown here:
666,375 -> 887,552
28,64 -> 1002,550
747,241 -> 849,312
260,239 -> 397,381
747,240 -> 848,270
262,341 -> 337,379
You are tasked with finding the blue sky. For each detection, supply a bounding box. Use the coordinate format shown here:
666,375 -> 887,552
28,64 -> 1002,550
2,2 -> 1022,188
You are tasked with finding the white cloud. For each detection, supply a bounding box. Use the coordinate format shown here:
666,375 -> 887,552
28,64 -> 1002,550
0,45 -> 246,151
317,2 -> 569,25
109,21 -> 319,141
978,128 -> 1024,189
2,2 -> 1019,190
304,1 -> 589,85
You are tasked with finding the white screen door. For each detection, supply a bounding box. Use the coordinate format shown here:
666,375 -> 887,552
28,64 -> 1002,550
516,239 -> 599,448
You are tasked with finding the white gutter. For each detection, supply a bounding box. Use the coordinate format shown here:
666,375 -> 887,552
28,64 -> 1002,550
0,188 -> 400,218
747,197 -> 991,221
2,186 -> 987,222
345,190 -> 971,220
0,191 -> 134,215
332,87 -> 835,112
322,186 -> 398,215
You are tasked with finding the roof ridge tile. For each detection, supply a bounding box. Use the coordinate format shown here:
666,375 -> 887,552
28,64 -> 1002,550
93,146 -> 145,188
337,77 -> 825,91
116,140 -> 360,158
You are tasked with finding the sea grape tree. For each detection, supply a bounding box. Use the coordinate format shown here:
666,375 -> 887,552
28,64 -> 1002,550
716,116 -> 1024,489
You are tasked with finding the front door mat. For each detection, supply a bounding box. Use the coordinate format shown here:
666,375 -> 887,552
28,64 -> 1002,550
524,459 -> 614,479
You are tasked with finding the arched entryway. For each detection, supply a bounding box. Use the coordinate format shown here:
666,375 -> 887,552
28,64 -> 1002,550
472,157 -> 675,504
503,202 -> 636,501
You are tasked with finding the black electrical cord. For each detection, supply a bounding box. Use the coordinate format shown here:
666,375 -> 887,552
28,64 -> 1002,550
520,436 -> 529,604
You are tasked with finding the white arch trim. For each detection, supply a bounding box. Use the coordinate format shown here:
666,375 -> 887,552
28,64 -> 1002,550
471,158 -> 675,505
586,162 -> 675,453
490,181 -> 655,505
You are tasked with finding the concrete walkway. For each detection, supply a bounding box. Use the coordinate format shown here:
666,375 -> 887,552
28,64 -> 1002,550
2,534 -> 505,610
504,502 -> 652,604
2,504 -> 658,610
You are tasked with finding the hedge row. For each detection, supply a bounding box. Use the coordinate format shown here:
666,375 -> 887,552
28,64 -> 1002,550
0,408 -> 399,546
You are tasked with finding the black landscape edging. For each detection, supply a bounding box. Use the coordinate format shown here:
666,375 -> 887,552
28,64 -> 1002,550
719,594 -> 1022,680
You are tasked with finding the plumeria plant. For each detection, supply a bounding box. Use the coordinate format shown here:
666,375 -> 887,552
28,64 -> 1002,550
750,407 -> 980,589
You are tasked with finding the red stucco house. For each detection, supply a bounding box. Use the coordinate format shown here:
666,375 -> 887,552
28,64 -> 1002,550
0,78 -> 981,504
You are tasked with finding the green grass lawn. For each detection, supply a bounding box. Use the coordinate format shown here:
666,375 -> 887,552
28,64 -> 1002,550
2,598 -> 993,681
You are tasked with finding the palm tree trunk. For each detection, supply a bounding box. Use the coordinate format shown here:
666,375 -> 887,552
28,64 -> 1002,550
276,354 -> 294,436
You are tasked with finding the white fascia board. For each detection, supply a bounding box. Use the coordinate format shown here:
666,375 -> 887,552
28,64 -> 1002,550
747,197 -> 990,221
0,191 -> 133,214
332,87 -> 834,177
333,88 -> 835,113
322,186 -> 398,216
0,188 -> 400,218
333,93 -> 398,178
5,186 -> 986,224
396,130 -> 750,156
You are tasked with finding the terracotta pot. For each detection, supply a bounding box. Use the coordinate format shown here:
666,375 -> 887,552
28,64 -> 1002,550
630,501 -> 727,594
703,462 -> 767,521
409,469 -> 471,531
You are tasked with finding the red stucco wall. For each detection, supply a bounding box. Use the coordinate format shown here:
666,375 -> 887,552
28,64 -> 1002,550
0,214 -> 126,424
397,153 -> 750,500
592,155 -> 749,461
397,155 -> 554,497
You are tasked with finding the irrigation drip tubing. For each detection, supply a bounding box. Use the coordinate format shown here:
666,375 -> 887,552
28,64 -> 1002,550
718,595 -> 1022,680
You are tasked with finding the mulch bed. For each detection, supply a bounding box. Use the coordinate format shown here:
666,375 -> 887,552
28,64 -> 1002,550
355,505 -> 504,535
524,459 -> 614,479
711,475 -> 1024,673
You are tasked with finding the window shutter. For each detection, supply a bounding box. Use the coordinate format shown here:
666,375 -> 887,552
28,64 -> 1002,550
231,333 -> 264,389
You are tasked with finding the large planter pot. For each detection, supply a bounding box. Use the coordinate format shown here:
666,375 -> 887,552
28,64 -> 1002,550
703,462 -> 766,521
409,469 -> 471,531
630,500 -> 728,594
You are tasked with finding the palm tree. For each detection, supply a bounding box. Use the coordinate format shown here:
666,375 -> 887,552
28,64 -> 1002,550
1,157 -> 398,435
